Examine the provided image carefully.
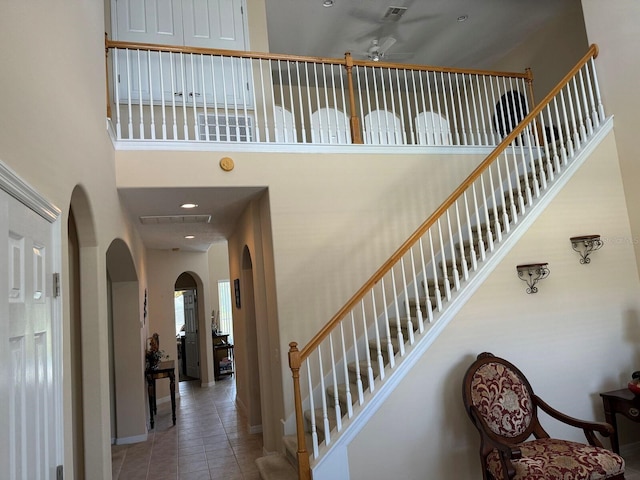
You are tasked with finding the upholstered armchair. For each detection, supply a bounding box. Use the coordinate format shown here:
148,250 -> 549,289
462,352 -> 625,480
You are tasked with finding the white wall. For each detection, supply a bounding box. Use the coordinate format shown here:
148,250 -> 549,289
347,130 -> 640,479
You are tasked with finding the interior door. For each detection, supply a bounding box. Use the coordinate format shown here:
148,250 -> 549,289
0,189 -> 61,479
114,0 -> 184,44
182,0 -> 246,50
183,289 -> 200,378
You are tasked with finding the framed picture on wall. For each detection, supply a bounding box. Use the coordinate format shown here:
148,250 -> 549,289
234,278 -> 241,309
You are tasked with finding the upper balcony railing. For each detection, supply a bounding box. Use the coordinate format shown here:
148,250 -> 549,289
105,38 -> 534,147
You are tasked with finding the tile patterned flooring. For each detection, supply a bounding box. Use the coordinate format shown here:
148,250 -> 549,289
112,377 -> 640,480
111,378 -> 262,480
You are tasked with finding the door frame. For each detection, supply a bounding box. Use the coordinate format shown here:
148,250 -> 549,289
0,161 -> 63,473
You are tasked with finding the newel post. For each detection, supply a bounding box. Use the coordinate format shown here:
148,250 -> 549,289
289,342 -> 311,480
525,67 -> 543,144
344,53 -> 363,144
105,33 -> 112,119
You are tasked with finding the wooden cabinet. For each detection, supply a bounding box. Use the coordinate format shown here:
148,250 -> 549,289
213,333 -> 234,380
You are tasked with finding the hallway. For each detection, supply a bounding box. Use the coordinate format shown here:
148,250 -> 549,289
111,378 -> 263,480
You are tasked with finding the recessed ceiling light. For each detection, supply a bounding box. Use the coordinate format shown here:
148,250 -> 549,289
184,235 -> 195,239
180,203 -> 198,209
323,0 -> 333,7
457,14 -> 468,22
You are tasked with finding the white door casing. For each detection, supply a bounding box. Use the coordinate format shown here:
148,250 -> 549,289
0,162 -> 62,479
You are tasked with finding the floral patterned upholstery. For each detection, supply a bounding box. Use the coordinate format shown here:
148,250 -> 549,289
471,361 -> 533,438
486,438 -> 625,480
465,356 -> 625,480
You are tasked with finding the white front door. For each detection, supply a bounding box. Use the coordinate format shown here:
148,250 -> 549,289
0,182 -> 62,479
183,289 -> 200,378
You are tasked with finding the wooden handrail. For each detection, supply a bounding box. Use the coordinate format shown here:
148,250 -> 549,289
104,36 -> 532,146
104,37 -> 531,80
297,43 -> 599,361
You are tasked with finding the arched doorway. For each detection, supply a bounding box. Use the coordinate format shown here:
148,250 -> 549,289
106,239 -> 146,444
242,246 -> 262,432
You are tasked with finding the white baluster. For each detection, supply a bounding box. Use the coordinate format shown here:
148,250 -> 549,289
428,228 -> 443,311
445,211 -> 460,290
113,48 -> 122,140
361,300 -> 375,393
169,52 -> 178,140
399,259 -> 414,345
370,291 -> 385,379
158,51 -> 167,140
471,183 -> 486,261
317,348 -> 330,446
409,248 -> 424,333
454,200 -> 469,281
339,322 -> 353,418
328,333 -> 342,431
462,192 -> 478,271
447,73 -> 459,145
417,238 -> 434,322
381,276 -> 404,357
306,361 -> 319,458
437,219 -> 452,300
349,311 -> 364,405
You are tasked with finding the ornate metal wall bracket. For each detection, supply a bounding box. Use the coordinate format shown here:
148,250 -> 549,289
516,263 -> 550,294
570,235 -> 603,264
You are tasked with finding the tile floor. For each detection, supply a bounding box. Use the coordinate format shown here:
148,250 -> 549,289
111,377 -> 262,480
627,453 -> 640,480
112,377 -> 640,480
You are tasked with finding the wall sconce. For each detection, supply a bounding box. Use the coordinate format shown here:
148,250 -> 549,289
570,235 -> 603,264
516,263 -> 550,294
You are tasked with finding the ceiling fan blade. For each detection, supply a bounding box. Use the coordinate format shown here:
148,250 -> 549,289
378,36 -> 397,54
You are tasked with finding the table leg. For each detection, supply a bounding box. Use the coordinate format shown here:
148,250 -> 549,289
602,397 -> 620,453
169,371 -> 176,426
146,374 -> 155,429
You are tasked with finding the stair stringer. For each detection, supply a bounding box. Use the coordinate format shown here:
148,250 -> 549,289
309,116 -> 614,480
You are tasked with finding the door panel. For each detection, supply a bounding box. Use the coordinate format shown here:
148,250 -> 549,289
2,191 -> 59,479
182,0 -> 246,50
115,0 -> 184,44
183,289 -> 200,378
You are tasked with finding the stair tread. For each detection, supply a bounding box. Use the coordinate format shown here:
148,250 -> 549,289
255,454 -> 297,480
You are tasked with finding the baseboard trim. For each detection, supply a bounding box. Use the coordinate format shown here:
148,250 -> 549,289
250,424 -> 263,434
115,432 -> 148,445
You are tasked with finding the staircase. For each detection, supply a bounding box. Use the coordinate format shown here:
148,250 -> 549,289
257,45 -> 607,480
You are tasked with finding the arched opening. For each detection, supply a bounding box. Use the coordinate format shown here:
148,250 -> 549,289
68,185 -> 100,478
242,246 -> 262,432
106,239 -> 146,444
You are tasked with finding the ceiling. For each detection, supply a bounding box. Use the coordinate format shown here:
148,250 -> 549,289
119,187 -> 265,252
265,0 -> 574,68
120,0 -> 575,253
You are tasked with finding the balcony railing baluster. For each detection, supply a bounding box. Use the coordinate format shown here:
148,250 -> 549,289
106,38 -> 533,147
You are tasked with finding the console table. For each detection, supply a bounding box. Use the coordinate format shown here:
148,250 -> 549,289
146,360 -> 176,429
600,387 -> 640,453
213,333 -> 234,380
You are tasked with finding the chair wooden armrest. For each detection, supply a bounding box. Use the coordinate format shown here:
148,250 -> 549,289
534,395 -> 613,446
470,406 -> 520,478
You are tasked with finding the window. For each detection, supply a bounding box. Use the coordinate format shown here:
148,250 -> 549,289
217,280 -> 233,343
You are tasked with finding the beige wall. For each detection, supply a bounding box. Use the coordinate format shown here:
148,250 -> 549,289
115,148 -> 487,447
490,0 -> 589,102
0,1 -> 149,478
146,248 -> 215,393
581,0 -> 640,281
348,129 -> 640,479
